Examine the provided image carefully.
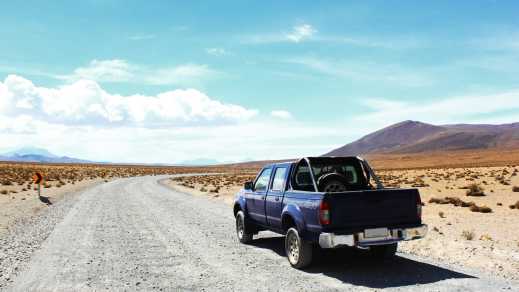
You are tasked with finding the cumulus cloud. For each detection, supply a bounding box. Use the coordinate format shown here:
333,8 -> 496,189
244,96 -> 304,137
286,24 -> 316,43
0,75 -> 257,127
57,59 -> 218,86
270,110 -> 292,119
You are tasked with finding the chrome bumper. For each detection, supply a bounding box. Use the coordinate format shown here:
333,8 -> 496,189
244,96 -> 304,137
319,224 -> 428,249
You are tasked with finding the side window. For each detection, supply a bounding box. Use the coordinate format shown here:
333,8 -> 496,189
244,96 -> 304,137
292,160 -> 315,192
254,168 -> 272,191
271,167 -> 287,191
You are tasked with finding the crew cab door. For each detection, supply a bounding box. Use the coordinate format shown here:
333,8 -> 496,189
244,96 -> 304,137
246,167 -> 272,224
265,166 -> 289,228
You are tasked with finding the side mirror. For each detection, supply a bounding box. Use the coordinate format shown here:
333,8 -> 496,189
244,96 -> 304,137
244,181 -> 253,190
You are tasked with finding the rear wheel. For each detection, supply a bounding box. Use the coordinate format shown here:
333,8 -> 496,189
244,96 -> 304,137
285,227 -> 313,269
369,243 -> 397,259
235,211 -> 253,243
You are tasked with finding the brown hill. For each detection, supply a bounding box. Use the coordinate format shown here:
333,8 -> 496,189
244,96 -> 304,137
325,120 -> 519,156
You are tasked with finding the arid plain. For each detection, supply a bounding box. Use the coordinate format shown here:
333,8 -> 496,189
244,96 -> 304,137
2,149 -> 519,281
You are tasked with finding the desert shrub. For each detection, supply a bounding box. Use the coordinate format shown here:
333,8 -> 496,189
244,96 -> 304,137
466,183 -> 485,196
480,234 -> 493,241
429,197 -> 447,204
200,187 -> 207,192
509,201 -> 519,209
438,211 -> 445,218
469,205 -> 492,213
462,230 -> 475,240
513,186 -> 519,192
0,190 -> 8,195
429,196 -> 475,207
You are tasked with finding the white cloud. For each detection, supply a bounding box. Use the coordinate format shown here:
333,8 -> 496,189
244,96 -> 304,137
270,110 -> 292,119
358,90 -> 519,129
0,75 -> 257,127
286,24 -> 316,43
59,59 -> 134,83
206,48 -> 228,56
0,76 -> 353,163
242,23 -> 316,44
145,64 -> 217,85
287,57 -> 432,87
58,59 -> 218,86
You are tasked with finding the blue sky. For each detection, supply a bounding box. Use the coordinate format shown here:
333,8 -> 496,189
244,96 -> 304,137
1,1 -> 519,163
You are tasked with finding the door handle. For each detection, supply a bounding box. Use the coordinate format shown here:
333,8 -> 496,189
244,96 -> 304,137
275,196 -> 279,201
261,196 -> 265,200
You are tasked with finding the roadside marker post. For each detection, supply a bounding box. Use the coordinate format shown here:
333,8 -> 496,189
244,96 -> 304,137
33,172 -> 43,197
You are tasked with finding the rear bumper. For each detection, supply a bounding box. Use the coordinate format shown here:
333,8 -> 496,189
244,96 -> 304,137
319,224 -> 428,248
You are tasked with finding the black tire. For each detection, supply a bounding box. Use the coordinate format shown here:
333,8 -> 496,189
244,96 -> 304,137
369,243 -> 397,259
317,173 -> 349,192
285,227 -> 313,269
235,211 -> 253,244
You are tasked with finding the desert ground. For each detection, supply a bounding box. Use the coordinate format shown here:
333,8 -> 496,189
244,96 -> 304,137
2,149 -> 519,287
165,163 -> 519,281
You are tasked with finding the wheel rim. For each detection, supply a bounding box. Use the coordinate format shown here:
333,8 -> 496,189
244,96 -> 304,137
236,216 -> 244,239
287,231 -> 300,264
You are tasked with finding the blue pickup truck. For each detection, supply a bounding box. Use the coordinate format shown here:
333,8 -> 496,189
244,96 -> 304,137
233,156 -> 427,268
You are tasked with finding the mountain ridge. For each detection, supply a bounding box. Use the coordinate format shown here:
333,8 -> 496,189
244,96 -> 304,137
325,120 -> 519,156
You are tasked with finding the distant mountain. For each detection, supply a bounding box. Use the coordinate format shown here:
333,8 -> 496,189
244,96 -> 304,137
0,147 -> 92,163
325,120 -> 519,156
4,147 -> 58,158
178,158 -> 222,166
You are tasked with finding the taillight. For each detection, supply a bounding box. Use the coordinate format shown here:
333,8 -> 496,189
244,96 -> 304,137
319,201 -> 330,225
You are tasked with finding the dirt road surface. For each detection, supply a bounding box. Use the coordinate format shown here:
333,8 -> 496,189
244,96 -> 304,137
4,176 -> 519,291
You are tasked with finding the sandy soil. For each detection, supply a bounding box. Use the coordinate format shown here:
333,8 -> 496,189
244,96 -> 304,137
166,166 -> 519,280
0,178 -> 106,235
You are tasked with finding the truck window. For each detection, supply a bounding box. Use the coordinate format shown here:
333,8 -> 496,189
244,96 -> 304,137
271,167 -> 287,191
254,168 -> 272,191
291,160 -> 315,192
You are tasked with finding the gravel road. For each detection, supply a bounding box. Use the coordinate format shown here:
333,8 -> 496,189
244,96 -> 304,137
3,175 -> 519,291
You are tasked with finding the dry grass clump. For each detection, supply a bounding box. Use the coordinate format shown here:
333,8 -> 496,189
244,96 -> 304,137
429,196 -> 492,213
429,196 -> 474,207
469,205 -> 492,213
462,230 -> 475,240
480,234 -> 493,241
466,183 -> 485,196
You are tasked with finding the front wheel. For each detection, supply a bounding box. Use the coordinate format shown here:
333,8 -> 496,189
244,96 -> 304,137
285,227 -> 313,269
369,243 -> 397,259
235,211 -> 253,244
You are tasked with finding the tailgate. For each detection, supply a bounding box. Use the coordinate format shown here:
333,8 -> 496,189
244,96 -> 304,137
324,188 -> 421,233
